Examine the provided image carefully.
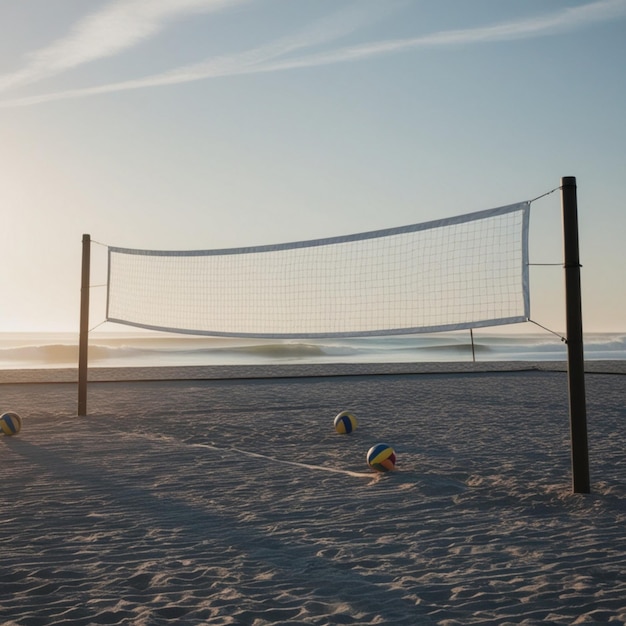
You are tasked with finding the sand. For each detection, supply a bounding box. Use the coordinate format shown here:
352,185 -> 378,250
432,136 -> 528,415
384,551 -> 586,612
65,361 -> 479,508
1,362 -> 625,625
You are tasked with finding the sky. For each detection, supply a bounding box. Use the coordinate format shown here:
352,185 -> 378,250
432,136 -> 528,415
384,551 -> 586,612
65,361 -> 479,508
1,0 -> 625,335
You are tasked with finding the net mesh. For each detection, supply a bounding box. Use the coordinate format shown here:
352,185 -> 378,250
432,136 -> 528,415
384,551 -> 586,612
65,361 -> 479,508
106,202 -> 530,337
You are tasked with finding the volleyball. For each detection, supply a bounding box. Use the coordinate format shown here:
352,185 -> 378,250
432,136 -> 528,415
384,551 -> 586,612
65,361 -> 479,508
0,412 -> 22,436
367,443 -> 396,472
334,411 -> 358,434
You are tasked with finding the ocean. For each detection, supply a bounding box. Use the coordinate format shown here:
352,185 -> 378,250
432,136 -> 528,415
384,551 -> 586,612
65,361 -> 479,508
1,331 -> 625,369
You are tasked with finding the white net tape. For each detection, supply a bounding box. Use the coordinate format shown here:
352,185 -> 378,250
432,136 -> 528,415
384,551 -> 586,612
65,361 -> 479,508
106,202 -> 530,337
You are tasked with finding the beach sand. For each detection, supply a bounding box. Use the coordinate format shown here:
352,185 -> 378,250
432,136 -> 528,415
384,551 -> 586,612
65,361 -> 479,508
1,363 -> 625,625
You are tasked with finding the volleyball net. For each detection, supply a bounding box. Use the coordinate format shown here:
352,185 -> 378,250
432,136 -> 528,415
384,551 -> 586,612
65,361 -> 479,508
104,202 -> 530,338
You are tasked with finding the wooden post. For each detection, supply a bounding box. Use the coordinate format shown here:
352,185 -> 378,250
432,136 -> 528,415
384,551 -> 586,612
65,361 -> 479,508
561,177 -> 590,494
78,234 -> 91,416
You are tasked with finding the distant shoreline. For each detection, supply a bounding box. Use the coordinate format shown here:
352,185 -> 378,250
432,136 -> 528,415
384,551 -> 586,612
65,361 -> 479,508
1,360 -> 625,385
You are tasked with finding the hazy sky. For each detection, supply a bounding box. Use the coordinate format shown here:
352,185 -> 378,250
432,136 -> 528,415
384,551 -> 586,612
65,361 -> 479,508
1,0 -> 625,334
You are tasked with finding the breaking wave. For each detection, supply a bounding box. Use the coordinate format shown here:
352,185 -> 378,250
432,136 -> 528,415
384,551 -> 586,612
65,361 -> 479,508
0,333 -> 624,369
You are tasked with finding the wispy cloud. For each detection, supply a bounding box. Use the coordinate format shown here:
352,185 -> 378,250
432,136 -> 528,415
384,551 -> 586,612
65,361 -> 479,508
251,0 -> 626,71
0,0 -> 244,92
2,0 -> 625,107
0,1 -> 383,107
0,4 -> 374,106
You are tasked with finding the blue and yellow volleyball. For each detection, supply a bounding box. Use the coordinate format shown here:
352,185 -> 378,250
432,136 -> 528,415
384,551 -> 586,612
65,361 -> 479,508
0,412 -> 22,436
367,443 -> 396,472
334,411 -> 358,434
